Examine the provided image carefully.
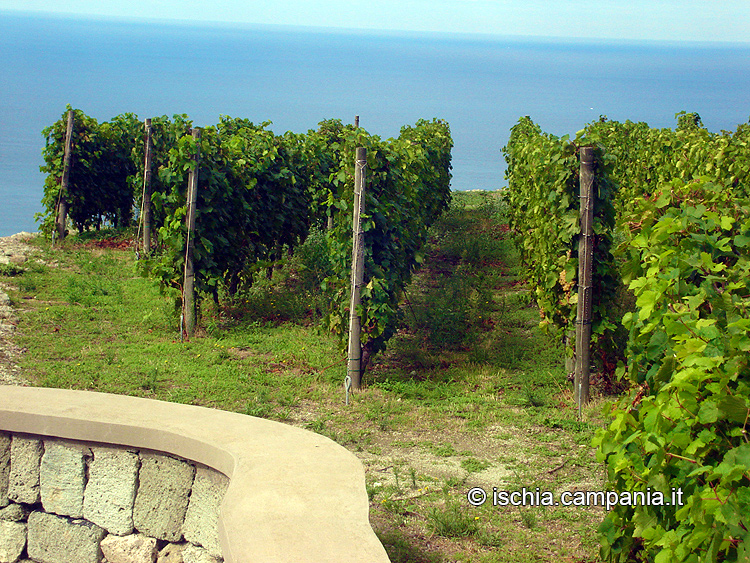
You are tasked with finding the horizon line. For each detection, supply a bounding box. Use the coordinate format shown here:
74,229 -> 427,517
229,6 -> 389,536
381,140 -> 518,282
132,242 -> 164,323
2,8 -> 749,49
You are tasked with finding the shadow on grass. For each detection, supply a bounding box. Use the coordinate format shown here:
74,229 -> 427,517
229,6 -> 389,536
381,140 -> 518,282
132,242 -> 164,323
376,530 -> 443,563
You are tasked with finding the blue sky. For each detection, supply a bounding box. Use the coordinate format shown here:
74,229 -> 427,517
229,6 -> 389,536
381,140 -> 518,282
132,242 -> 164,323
0,0 -> 748,43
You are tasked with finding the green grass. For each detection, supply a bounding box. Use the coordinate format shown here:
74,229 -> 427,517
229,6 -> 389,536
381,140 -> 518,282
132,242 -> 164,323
8,190 -> 609,562
0,263 -> 26,276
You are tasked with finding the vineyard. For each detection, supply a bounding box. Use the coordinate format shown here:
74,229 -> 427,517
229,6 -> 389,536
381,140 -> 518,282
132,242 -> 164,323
40,107 -> 452,376
503,112 -> 750,562
35,105 -> 750,562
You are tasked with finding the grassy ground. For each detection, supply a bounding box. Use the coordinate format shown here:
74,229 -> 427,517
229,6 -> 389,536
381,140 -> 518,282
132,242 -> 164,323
4,191 -> 611,562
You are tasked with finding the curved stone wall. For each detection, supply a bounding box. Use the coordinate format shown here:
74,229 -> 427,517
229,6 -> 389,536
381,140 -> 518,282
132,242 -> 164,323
0,387 -> 390,563
1,433 -> 227,563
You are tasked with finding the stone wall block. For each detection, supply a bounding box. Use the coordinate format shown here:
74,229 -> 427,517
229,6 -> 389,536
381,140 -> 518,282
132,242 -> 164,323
182,467 -> 228,558
182,544 -> 221,563
100,533 -> 157,563
0,433 -> 10,508
27,511 -> 105,563
8,437 -> 43,505
83,447 -> 139,535
133,454 -> 195,542
0,504 -> 28,522
156,543 -> 184,563
40,441 -> 86,518
0,520 -> 26,563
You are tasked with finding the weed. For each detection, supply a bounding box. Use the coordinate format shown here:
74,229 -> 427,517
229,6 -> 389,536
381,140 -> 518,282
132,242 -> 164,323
521,383 -> 547,408
103,350 -> 116,366
366,481 -> 381,502
461,457 -> 490,473
477,530 -> 504,548
393,467 -> 403,493
427,502 -> 480,538
432,443 -> 458,457
141,367 -> 159,392
443,476 -> 465,491
244,402 -> 272,418
391,440 -> 417,449
0,263 -> 25,276
64,274 -> 120,307
376,530 -> 441,563
408,467 -> 418,489
305,419 -> 326,434
520,508 -> 537,530
380,497 -> 407,518
411,272 -> 475,349
16,275 -> 38,293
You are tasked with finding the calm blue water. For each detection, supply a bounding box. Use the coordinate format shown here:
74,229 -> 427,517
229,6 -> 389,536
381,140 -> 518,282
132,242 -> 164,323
1,11 -> 750,236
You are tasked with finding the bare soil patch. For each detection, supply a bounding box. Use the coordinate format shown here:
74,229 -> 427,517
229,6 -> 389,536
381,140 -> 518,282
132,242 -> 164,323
0,232 -> 39,386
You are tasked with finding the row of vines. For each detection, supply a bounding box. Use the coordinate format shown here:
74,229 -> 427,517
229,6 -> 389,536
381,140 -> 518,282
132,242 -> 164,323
40,107 -> 453,374
503,112 -> 750,563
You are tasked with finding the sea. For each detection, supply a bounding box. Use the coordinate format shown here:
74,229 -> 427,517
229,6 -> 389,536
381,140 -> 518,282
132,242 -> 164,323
1,11 -> 750,237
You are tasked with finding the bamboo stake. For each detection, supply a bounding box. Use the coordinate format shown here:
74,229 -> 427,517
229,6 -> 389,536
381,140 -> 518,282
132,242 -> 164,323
183,128 -> 201,338
564,330 -> 575,380
347,147 -> 366,391
55,109 -> 74,243
575,147 -> 595,412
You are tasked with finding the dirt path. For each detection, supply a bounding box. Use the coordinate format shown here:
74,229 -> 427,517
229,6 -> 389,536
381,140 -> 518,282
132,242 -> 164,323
0,232 -> 37,386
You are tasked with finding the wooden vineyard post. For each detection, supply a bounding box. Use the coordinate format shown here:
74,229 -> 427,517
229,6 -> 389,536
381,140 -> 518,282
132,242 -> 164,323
55,109 -> 74,243
182,128 -> 200,339
142,118 -> 154,255
575,147 -> 595,411
347,147 -> 366,391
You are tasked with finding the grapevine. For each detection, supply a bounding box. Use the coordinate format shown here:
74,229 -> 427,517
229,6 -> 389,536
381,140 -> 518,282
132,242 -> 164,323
40,108 -> 452,372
